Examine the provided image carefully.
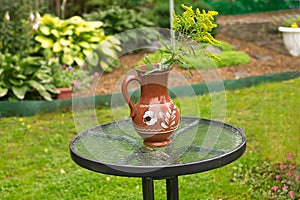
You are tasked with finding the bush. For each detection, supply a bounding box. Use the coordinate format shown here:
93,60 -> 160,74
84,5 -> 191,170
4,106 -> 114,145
0,53 -> 58,101
83,5 -> 154,35
215,51 -> 251,67
83,5 -> 158,51
34,14 -> 121,72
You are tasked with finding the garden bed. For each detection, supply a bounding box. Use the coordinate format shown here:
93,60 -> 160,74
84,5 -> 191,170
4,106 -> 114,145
2,10 -> 300,117
94,10 -> 300,95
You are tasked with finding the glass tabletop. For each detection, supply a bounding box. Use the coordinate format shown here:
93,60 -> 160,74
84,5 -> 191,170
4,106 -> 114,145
70,117 -> 246,178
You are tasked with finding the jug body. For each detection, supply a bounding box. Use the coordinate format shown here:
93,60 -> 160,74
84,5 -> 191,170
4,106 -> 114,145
122,68 -> 180,147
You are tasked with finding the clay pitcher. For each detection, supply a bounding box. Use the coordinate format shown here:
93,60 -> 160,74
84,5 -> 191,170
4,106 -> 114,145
122,67 -> 180,147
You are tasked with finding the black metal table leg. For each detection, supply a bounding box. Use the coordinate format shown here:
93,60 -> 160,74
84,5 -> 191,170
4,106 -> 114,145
142,177 -> 154,200
166,176 -> 179,200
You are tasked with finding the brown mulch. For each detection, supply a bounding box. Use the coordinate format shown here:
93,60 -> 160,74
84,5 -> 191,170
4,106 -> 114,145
79,10 -> 300,96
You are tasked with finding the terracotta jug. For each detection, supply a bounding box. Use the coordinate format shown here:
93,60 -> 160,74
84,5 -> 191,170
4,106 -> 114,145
122,67 -> 180,147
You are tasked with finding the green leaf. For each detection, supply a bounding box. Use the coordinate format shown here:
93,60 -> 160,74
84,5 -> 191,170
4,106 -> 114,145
143,56 -> 154,70
102,46 -> 116,57
100,61 -> 108,70
44,84 -> 59,94
83,49 -> 92,57
103,66 -> 112,72
107,36 -> 121,45
36,73 -> 52,83
0,87 -> 8,97
13,73 -> 27,80
87,52 -> 98,67
12,86 -> 28,99
39,25 -> 51,35
79,41 -> 90,49
63,47 -> 72,53
50,29 -> 60,38
28,80 -> 46,91
38,90 -> 52,101
62,29 -> 73,36
88,21 -> 103,28
53,42 -> 62,52
23,65 -> 39,75
62,54 -> 74,66
59,38 -> 71,46
35,35 -> 54,48
74,57 -> 84,66
9,78 -> 23,86
21,57 -> 42,67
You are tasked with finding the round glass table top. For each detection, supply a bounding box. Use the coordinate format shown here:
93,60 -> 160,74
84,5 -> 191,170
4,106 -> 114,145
70,117 -> 246,178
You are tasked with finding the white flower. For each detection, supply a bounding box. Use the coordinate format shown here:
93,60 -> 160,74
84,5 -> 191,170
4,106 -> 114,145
143,110 -> 157,126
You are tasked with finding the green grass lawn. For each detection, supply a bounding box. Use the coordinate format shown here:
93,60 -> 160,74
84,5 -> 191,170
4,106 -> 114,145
0,78 -> 299,199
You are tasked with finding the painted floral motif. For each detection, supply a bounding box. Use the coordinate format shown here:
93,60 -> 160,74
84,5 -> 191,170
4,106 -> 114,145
143,110 -> 157,126
160,104 -> 177,129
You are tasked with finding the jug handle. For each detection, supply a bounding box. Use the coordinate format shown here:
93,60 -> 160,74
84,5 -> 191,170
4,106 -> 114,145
121,75 -> 142,118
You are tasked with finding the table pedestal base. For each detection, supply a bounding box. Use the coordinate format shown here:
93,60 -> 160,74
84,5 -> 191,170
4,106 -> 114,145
142,176 -> 178,200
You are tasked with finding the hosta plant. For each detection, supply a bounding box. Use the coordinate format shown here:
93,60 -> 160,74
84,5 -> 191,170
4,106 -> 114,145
0,53 -> 58,101
83,4 -> 158,49
34,14 -> 121,72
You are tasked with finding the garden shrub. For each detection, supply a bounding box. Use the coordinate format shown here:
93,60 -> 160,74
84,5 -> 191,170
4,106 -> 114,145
215,51 -> 251,67
83,5 -> 154,35
34,14 -> 121,72
83,4 -> 158,51
0,53 -> 58,101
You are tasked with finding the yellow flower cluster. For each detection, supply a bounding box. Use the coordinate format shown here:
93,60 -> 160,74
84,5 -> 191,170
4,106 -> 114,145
172,4 -> 219,45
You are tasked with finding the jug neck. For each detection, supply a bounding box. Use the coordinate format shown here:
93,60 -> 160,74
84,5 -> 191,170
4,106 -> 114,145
137,69 -> 171,103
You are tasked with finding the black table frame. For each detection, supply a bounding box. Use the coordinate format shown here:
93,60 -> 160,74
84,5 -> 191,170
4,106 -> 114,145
142,176 -> 178,200
70,117 -> 246,200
